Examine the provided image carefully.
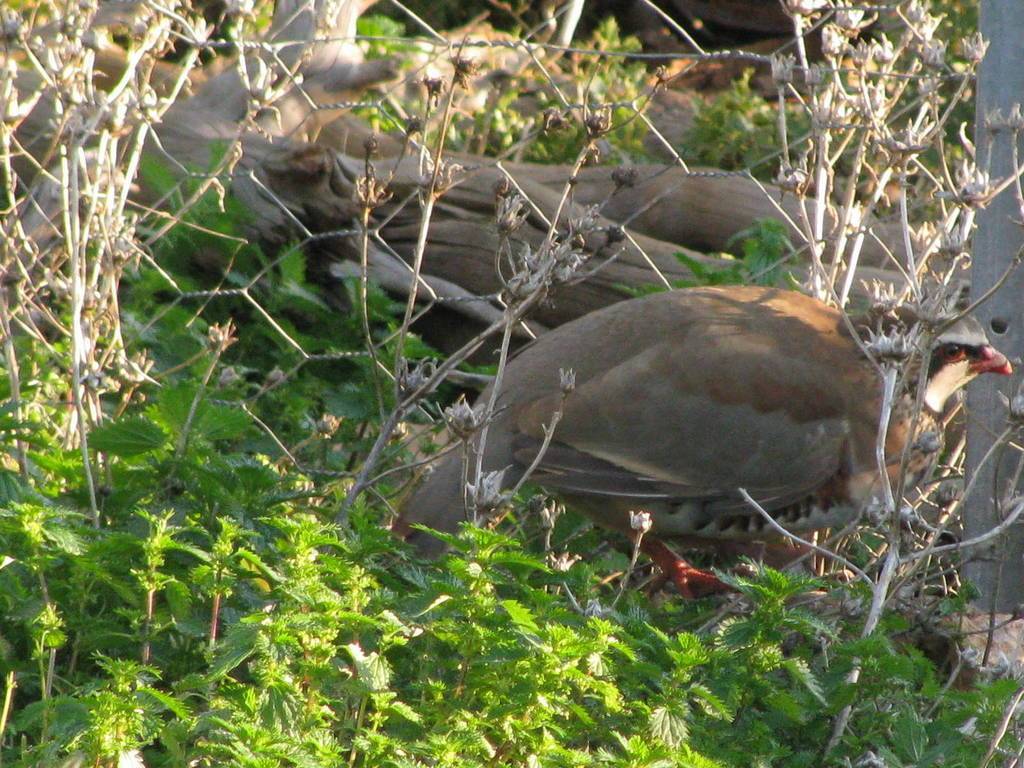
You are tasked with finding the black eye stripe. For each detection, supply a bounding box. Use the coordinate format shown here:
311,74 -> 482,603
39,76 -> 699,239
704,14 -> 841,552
940,343 -> 969,361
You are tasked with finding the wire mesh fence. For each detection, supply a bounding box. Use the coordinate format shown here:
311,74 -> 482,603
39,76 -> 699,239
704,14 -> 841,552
3,1 -> 1024,753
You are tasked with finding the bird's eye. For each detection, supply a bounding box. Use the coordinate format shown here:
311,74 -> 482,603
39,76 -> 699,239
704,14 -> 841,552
942,344 -> 966,362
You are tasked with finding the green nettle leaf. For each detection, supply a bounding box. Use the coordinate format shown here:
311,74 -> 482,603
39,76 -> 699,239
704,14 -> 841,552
196,405 -> 251,441
689,684 -> 733,721
0,470 -> 27,503
348,643 -> 392,692
502,599 -> 541,633
90,416 -> 169,457
208,623 -> 261,679
43,523 -> 86,556
783,658 -> 827,705
384,699 -> 422,724
892,708 -> 928,762
650,705 -> 689,748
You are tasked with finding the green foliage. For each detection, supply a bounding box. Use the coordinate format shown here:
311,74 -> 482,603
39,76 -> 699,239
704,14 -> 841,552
522,18 -> 652,165
1,67 -> 1017,767
356,14 -> 412,60
1,462 -> 1017,768
622,218 -> 795,296
424,17 -> 652,164
680,71 -> 809,180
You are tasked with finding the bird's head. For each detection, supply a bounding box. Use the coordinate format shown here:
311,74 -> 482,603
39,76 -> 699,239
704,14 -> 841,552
925,316 -> 1012,412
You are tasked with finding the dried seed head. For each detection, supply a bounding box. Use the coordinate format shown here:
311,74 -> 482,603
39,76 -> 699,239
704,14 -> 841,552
467,469 -> 508,515
559,368 -> 576,395
207,321 -> 237,351
218,366 -> 241,388
956,161 -> 992,207
605,225 -> 625,245
850,40 -> 874,66
921,39 -> 947,69
866,327 -> 916,363
775,164 -> 809,194
316,414 -> 341,436
444,396 -> 486,440
918,75 -> 942,99
548,552 -> 579,572
551,250 -> 586,284
585,107 -> 612,139
0,10 -> 22,41
821,25 -> 846,58
363,133 -> 380,158
935,479 -> 962,506
536,498 -> 564,529
503,245 -> 546,303
835,8 -> 869,31
810,98 -> 850,131
629,510 -> 653,534
496,193 -> 528,235
910,221 -> 938,257
422,75 -> 444,107
770,53 -> 796,86
542,107 -> 569,133
355,170 -> 392,210
875,38 -> 896,64
881,125 -> 931,157
939,226 -> 969,257
864,498 -> 887,527
397,359 -> 436,397
853,82 -> 886,118
451,55 -> 478,89
405,116 -> 422,136
611,165 -> 639,189
803,64 -> 826,88
854,750 -> 887,768
960,32 -> 989,66
428,159 -> 464,197
653,65 -> 670,89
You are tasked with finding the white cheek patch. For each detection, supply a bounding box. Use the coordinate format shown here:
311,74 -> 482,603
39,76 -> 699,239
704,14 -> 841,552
925,360 -> 973,412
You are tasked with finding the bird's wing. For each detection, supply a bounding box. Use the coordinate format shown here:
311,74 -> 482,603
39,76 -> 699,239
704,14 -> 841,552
512,318 -> 875,513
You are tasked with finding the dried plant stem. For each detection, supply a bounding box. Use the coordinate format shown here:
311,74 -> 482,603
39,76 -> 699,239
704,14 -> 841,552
980,686 -> 1024,768
0,290 -> 27,476
358,205 -> 386,417
62,146 -> 100,525
0,670 -> 15,766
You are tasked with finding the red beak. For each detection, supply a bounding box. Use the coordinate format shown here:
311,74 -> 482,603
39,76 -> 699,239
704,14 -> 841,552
971,345 -> 1013,376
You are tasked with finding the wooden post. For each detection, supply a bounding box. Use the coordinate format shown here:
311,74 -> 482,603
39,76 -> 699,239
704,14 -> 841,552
965,0 -> 1024,613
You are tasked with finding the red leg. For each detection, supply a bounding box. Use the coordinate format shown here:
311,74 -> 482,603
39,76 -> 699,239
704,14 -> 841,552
640,537 -> 731,598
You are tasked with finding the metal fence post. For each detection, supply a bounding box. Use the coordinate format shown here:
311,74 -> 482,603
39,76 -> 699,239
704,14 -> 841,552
965,0 -> 1024,613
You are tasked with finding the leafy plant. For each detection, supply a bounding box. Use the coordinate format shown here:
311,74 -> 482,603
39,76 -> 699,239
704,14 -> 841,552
621,218 -> 795,296
680,71 -> 809,180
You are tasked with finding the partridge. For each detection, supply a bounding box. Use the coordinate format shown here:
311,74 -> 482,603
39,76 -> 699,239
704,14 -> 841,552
397,286 -> 1011,595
